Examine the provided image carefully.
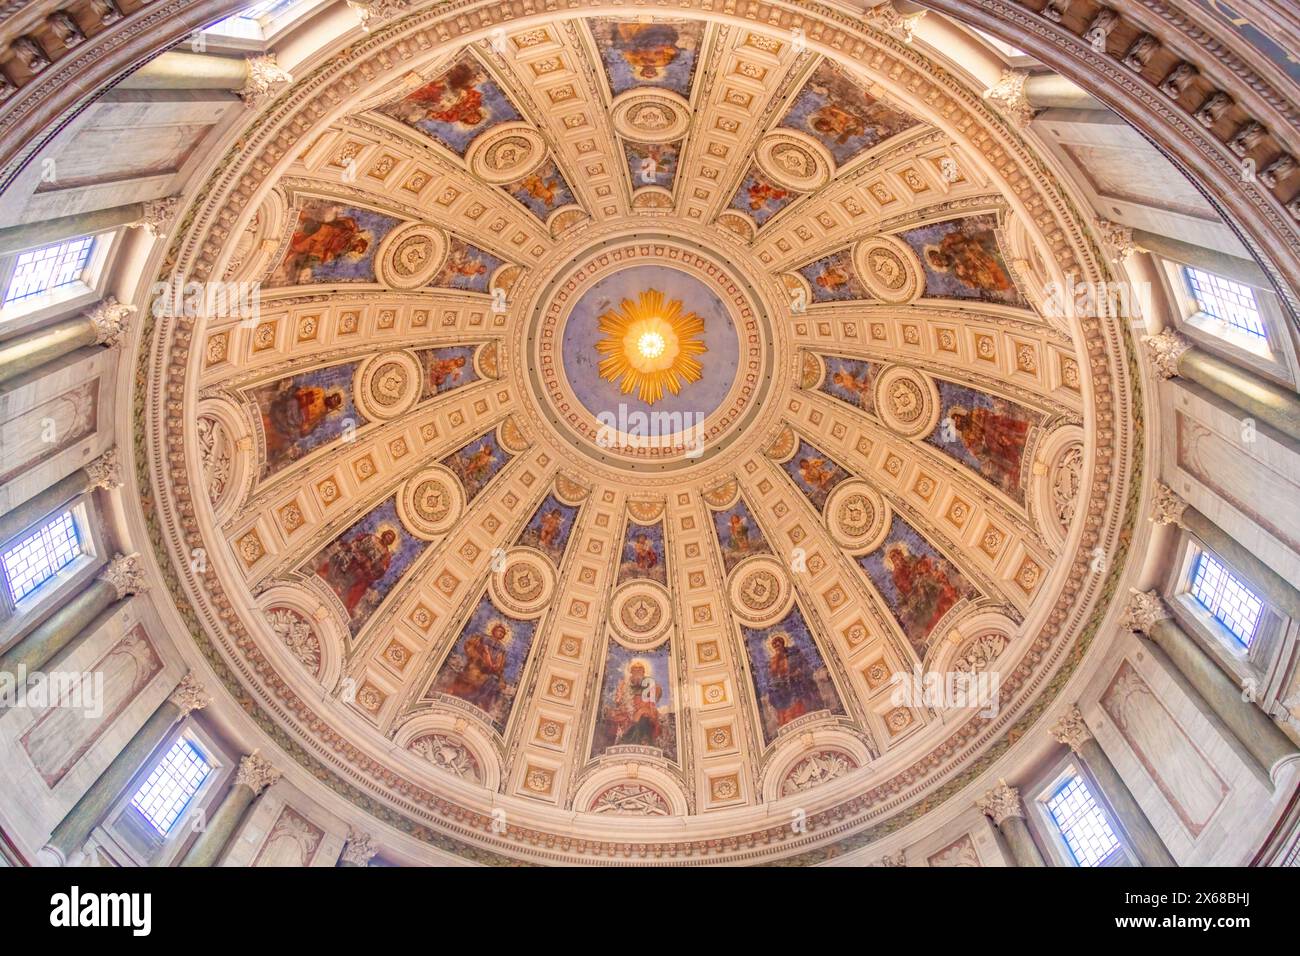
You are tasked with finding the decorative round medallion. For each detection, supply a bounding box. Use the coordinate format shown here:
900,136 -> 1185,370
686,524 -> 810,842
353,349 -> 422,420
466,122 -> 548,184
609,580 -> 673,647
727,555 -> 795,627
611,89 -> 691,142
874,365 -> 941,438
824,480 -> 890,554
488,547 -> 557,618
376,223 -> 446,290
853,235 -> 924,303
397,465 -> 465,539
756,130 -> 833,192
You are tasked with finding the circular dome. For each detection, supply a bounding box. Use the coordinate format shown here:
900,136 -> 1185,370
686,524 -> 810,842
131,1 -> 1143,865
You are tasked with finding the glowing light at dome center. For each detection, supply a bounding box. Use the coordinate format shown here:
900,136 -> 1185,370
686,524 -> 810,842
594,289 -> 707,405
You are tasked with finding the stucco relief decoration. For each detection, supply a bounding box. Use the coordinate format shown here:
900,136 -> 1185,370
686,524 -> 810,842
408,733 -> 482,782
874,366 -> 941,438
267,607 -> 322,675
782,750 -> 858,795
853,235 -> 923,303
397,466 -> 465,539
375,224 -> 447,290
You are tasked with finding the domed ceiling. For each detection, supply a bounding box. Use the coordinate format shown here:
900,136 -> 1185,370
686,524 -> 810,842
136,2 -> 1140,864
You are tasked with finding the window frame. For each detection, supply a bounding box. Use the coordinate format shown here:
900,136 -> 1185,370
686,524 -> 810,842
1156,256 -> 1300,389
100,719 -> 230,867
0,496 -> 103,651
0,231 -> 117,341
1026,754 -> 1137,868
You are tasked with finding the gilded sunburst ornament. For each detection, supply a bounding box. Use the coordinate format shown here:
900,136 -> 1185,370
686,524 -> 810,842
595,289 -> 707,405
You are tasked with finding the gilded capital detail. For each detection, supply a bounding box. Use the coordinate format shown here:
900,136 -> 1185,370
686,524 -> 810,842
168,671 -> 211,717
1150,482 -> 1189,528
983,69 -> 1033,129
86,297 -> 135,347
341,828 -> 379,866
1049,706 -> 1093,752
976,781 -> 1025,826
1119,589 -> 1172,634
1141,329 -> 1192,380
84,448 -> 122,491
236,751 -> 281,795
97,552 -> 148,598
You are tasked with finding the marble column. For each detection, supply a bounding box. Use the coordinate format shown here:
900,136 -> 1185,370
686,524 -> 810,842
118,53 -> 291,109
0,196 -> 180,258
976,781 -> 1046,866
1129,229 -> 1270,288
1142,329 -> 1300,444
1151,482 -> 1300,624
337,828 -> 378,867
0,298 -> 133,387
178,752 -> 281,867
1049,706 -> 1178,867
0,448 -> 120,548
0,553 -> 147,684
43,673 -> 210,865
1120,589 -> 1297,779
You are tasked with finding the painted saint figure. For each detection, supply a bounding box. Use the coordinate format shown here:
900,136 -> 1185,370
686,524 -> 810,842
948,404 -> 1031,491
884,542 -> 961,638
831,368 -> 874,411
444,620 -> 511,710
607,659 -> 664,747
633,534 -> 659,573
390,61 -> 486,128
284,212 -> 369,282
924,229 -> 1014,293
766,632 -> 818,726
317,527 -> 399,616
614,22 -> 687,81
263,381 -> 345,460
427,355 -> 467,393
537,509 -> 564,551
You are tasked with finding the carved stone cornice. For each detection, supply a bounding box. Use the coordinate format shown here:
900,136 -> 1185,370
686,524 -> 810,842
1141,328 -> 1192,380
982,69 -> 1034,129
235,751 -> 281,795
1119,588 -> 1172,634
1049,705 -> 1093,752
1149,481 -> 1189,528
340,829 -> 379,866
238,54 -> 292,109
168,671 -> 211,717
976,781 -> 1025,825
97,552 -> 148,598
84,448 -> 122,491
86,297 -> 134,347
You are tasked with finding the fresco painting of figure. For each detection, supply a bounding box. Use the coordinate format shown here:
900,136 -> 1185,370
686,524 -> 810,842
516,493 -> 580,566
729,166 -> 799,227
711,497 -> 771,573
416,345 -> 479,401
593,18 -> 703,96
779,61 -> 920,165
440,431 -> 508,503
781,439 -> 849,511
899,214 -> 1028,307
591,640 -> 677,761
858,515 -> 976,660
742,606 -> 842,744
798,249 -> 870,302
251,362 -> 364,478
376,52 -> 523,155
819,356 -> 879,416
430,596 -> 538,731
266,200 -> 399,287
617,519 -> 667,586
313,497 -> 426,636
926,380 -> 1039,503
506,158 -> 576,220
625,141 -> 680,190
430,238 -> 504,293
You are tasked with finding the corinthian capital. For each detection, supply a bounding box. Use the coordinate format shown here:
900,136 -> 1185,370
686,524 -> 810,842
1141,328 -> 1192,380
235,751 -> 281,795
97,552 -> 148,598
976,781 -> 1025,826
1150,482 -> 1189,528
983,69 -> 1034,129
168,671 -> 211,717
86,297 -> 135,347
1049,705 -> 1093,752
238,54 -> 293,108
1096,218 -> 1136,263
84,448 -> 122,491
130,196 -> 180,238
864,2 -> 926,44
346,0 -> 410,31
1119,588 -> 1172,634
341,828 -> 379,866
